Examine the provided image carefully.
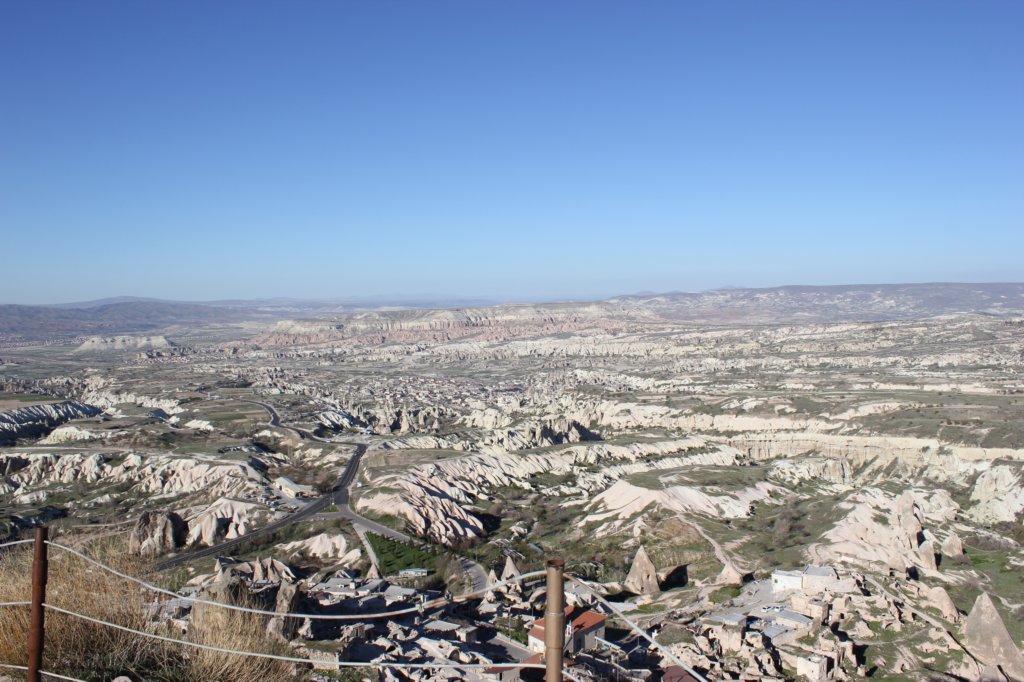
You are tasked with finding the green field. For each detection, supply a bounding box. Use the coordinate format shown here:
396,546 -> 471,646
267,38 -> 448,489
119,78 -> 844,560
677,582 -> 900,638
366,532 -> 437,576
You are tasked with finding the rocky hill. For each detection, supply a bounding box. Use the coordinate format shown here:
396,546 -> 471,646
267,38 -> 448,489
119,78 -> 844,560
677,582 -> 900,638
616,282 -> 1024,322
246,283 -> 1024,348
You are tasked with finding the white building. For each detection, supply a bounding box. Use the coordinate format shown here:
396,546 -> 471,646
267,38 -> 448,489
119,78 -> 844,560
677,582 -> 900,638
273,476 -> 315,498
772,565 -> 856,595
771,569 -> 803,593
527,606 -> 606,656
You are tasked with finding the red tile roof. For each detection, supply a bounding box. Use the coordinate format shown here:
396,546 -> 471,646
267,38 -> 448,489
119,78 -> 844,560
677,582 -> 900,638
571,609 -> 606,631
528,606 -> 606,637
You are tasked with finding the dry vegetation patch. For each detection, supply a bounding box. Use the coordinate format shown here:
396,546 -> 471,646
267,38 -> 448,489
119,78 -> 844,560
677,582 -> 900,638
0,535 -> 295,681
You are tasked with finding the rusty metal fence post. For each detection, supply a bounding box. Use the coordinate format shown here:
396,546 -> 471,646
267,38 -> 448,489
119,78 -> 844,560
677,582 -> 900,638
27,526 -> 48,682
545,558 -> 565,682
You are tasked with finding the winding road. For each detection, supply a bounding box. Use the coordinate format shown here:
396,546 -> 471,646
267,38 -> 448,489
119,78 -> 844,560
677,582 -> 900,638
157,399 -> 489,592
155,443 -> 368,570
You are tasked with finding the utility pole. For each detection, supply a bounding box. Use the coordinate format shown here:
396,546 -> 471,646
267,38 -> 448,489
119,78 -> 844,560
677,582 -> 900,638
27,526 -> 49,682
545,558 -> 565,682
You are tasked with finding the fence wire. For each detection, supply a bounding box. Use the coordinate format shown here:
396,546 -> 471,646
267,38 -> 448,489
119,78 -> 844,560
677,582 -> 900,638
1,537 -> 694,681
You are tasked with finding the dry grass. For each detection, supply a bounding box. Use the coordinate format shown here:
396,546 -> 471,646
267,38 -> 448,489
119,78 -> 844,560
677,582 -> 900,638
187,599 -> 297,682
0,532 -> 297,682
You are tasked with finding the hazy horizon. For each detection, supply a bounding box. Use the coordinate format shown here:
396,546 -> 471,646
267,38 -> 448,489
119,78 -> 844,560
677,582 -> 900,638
6,279 -> 1024,309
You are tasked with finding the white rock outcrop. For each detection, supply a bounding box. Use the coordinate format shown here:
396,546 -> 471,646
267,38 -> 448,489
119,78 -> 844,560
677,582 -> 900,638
277,533 -> 362,565
75,335 -> 172,353
968,465 -> 1024,524
38,425 -> 106,444
186,498 -> 265,547
810,488 -> 959,571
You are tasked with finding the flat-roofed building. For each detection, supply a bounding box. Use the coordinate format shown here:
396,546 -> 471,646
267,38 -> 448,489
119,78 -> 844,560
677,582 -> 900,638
772,569 -> 803,593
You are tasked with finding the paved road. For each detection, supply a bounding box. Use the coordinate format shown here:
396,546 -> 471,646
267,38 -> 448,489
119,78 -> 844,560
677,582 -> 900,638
243,399 -> 282,427
158,398 -> 489,593
243,399 -> 337,443
314,508 -> 409,543
460,556 -> 488,592
488,632 -> 533,662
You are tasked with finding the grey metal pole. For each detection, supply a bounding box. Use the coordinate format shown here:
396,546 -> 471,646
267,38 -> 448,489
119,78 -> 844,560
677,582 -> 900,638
544,558 -> 565,682
27,526 -> 48,682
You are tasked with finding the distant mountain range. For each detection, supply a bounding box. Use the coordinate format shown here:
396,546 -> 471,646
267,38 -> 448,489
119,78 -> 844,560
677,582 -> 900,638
0,301 -> 258,339
2,283 -> 1023,340
48,295 -> 503,311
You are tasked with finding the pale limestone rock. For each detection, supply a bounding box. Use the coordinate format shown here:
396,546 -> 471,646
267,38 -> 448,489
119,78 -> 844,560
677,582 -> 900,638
276,532 -> 361,565
927,585 -> 960,624
76,335 -> 172,353
485,569 -> 499,601
0,400 -> 103,444
942,532 -> 965,559
215,556 -> 295,584
624,545 -> 660,595
501,556 -> 521,582
717,562 -> 748,586
811,488 -> 959,572
0,451 -> 263,501
978,665 -> 1010,681
963,593 -> 1024,681
38,425 -> 103,444
186,498 -> 264,547
969,465 -> 1024,525
585,478 -> 780,527
917,540 -> 938,571
501,556 -> 522,593
82,378 -> 182,413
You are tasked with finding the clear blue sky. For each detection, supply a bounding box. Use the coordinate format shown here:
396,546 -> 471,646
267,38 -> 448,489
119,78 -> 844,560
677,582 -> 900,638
2,1 -> 1022,304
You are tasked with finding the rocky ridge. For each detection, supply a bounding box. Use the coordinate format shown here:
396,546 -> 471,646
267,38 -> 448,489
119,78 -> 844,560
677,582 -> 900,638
0,400 -> 102,445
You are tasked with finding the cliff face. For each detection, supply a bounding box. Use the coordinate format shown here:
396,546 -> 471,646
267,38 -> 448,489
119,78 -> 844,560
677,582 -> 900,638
0,400 -> 102,445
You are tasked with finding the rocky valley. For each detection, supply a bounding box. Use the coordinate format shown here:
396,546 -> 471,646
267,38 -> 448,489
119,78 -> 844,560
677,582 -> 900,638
2,286 -> 1024,681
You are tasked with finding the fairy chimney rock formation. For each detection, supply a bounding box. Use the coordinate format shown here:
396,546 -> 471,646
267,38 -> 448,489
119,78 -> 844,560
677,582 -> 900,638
964,592 -> 1024,681
927,585 -> 960,624
502,556 -> 522,593
624,545 -> 660,595
129,511 -> 188,556
917,540 -> 938,571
